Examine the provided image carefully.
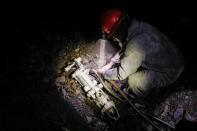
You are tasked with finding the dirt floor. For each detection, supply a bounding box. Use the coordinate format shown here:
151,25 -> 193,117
2,28 -> 197,131
4,1 -> 197,131
3,13 -> 197,130
52,33 -> 197,131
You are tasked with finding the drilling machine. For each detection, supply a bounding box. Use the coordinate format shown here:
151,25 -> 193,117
64,39 -> 175,130
64,57 -> 120,120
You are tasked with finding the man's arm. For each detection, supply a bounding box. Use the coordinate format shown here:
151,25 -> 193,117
103,42 -> 145,80
96,51 -> 121,74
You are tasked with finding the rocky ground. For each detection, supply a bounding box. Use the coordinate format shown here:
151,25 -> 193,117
25,34 -> 197,130
3,30 -> 197,131
53,33 -> 197,130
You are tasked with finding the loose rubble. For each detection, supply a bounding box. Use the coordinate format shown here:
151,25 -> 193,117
20,32 -> 196,131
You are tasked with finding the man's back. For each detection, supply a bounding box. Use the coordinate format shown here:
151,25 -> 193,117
126,19 -> 184,77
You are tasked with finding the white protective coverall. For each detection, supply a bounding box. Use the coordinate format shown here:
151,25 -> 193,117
103,19 -> 184,96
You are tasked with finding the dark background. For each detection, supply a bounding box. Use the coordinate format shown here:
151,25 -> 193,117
2,0 -> 197,130
14,0 -> 197,81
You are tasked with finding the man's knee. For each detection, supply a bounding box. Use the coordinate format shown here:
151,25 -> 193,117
127,71 -> 152,96
126,67 -> 183,97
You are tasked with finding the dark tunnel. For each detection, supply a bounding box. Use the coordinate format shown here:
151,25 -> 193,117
2,1 -> 197,131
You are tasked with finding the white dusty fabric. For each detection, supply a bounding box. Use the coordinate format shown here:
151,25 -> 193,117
103,19 -> 184,96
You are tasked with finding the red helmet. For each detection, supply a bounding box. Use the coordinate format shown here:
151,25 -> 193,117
101,9 -> 124,37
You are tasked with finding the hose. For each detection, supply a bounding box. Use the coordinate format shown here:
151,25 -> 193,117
109,80 -> 162,131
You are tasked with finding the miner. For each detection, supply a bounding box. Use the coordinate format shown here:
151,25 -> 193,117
96,9 -> 184,98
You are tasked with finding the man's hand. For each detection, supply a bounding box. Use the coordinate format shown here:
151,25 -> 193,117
94,61 -> 114,75
95,68 -> 105,75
